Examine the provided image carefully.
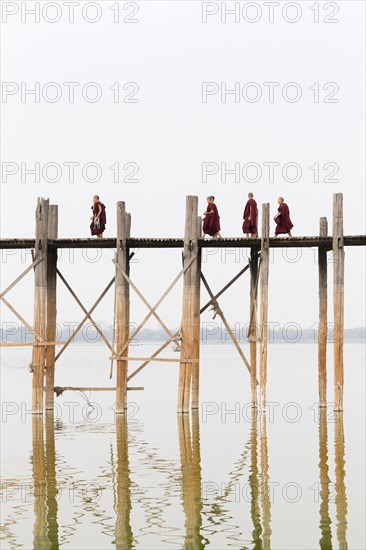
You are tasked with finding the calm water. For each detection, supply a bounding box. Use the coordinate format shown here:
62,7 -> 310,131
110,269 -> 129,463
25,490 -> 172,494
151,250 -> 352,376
1,343 -> 365,549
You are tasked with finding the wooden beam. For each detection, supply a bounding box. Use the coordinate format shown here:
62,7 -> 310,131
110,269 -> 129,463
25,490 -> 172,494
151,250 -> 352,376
0,257 -> 41,298
249,248 -> 260,406
115,202 -> 131,413
55,273 -> 115,360
178,196 -> 200,413
45,205 -> 58,410
32,197 -> 49,414
200,272 -> 257,381
259,203 -> 270,410
191,216 -> 202,410
115,254 -> 197,358
110,356 -> 197,363
318,217 -> 328,407
53,386 -> 143,393
127,332 -> 180,381
332,194 -> 344,411
0,341 -> 65,347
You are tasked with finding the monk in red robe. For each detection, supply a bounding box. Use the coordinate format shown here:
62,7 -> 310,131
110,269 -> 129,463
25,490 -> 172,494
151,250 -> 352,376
202,196 -> 221,238
90,195 -> 106,238
274,197 -> 293,237
242,192 -> 258,237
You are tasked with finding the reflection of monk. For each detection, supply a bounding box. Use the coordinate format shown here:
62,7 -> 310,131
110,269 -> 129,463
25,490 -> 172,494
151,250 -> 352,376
243,192 -> 258,238
273,197 -> 293,237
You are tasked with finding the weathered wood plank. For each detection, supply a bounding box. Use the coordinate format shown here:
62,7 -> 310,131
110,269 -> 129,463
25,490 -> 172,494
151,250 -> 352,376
333,194 -> 344,411
318,217 -> 328,408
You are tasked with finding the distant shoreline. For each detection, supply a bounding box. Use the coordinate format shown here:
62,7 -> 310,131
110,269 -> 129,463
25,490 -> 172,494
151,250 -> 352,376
1,327 -> 365,345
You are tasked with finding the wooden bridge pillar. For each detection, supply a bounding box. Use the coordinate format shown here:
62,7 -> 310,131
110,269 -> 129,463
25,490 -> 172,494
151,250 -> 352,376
115,202 -> 131,414
332,193 -> 344,411
249,247 -> 259,407
318,217 -> 328,407
32,197 -> 49,414
45,205 -> 58,410
259,203 -> 270,411
178,196 -> 200,413
191,216 -> 202,410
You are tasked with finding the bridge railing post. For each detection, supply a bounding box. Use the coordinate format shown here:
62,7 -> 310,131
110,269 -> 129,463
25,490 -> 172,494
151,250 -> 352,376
45,205 -> 58,410
115,202 -> 131,414
32,197 -> 49,414
259,203 -> 270,411
332,193 -> 344,411
318,216 -> 328,407
178,196 -> 200,413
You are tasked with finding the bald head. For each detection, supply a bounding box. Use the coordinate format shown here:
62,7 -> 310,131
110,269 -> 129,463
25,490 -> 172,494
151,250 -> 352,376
248,192 -> 253,198
278,196 -> 284,203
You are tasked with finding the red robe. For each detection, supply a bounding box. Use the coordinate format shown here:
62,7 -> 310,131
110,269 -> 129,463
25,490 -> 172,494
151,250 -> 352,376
242,198 -> 258,235
90,201 -> 106,236
274,202 -> 293,235
202,203 -> 221,236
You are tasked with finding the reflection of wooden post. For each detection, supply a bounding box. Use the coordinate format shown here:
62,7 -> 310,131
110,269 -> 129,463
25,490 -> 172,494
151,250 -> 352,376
318,217 -> 328,408
45,206 -> 58,410
332,194 -> 344,411
191,217 -> 202,410
115,202 -> 131,414
249,409 -> 261,545
178,196 -> 200,413
260,412 -> 271,550
318,409 -> 332,548
32,198 -> 49,414
115,415 -> 133,548
45,411 -> 59,547
178,410 -> 203,547
32,416 -> 47,548
259,204 -> 270,410
334,413 -> 348,548
249,248 -> 259,407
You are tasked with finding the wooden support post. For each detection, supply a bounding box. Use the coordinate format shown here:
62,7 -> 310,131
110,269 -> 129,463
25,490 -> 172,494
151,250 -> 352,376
318,217 -> 328,407
191,216 -> 202,410
45,205 -> 58,410
332,194 -> 344,411
249,247 -> 259,407
178,196 -> 200,413
32,198 -> 49,414
115,202 -> 131,414
259,204 -> 270,411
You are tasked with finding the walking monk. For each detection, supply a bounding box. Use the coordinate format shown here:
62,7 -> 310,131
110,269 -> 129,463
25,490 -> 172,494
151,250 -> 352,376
274,197 -> 293,237
202,196 -> 221,239
242,192 -> 258,237
90,195 -> 107,239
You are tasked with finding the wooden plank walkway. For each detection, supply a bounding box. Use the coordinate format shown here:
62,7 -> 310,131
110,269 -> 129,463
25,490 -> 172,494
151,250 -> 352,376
0,235 -> 365,249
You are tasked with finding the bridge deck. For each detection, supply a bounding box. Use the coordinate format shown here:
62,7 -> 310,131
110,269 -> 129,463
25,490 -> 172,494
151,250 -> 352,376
0,235 -> 365,249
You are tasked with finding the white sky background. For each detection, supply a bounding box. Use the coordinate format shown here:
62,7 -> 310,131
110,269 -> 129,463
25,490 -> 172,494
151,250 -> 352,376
0,0 -> 365,333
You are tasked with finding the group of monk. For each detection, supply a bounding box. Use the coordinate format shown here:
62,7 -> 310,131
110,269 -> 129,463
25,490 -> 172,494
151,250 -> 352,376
202,193 -> 293,239
89,193 -> 293,240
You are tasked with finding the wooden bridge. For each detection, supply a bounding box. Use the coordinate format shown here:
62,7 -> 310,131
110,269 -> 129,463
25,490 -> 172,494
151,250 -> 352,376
1,193 -> 365,413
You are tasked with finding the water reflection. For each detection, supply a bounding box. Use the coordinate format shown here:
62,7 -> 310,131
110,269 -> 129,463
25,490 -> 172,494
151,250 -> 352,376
177,411 -> 207,549
317,410 -> 348,550
113,415 -> 134,549
1,407 -> 350,549
334,413 -> 348,550
32,414 -> 60,549
318,408 -> 332,549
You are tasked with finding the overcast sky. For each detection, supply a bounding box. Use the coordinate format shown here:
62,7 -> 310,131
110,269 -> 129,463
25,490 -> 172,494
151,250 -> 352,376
1,0 -> 365,333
